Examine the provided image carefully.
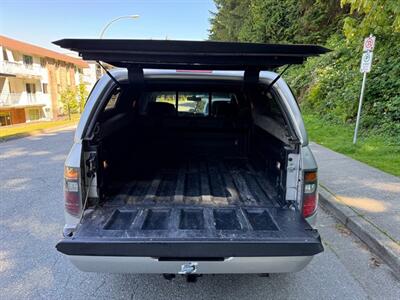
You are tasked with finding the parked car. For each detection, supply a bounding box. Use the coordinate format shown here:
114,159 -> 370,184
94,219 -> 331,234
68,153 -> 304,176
55,39 -> 328,276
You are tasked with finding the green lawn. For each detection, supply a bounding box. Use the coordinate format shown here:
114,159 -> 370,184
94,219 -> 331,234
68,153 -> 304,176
0,115 -> 80,141
303,114 -> 400,177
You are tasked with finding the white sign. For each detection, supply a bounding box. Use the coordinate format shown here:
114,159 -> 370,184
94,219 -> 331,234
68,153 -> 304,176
363,36 -> 376,52
360,51 -> 373,73
354,35 -> 376,144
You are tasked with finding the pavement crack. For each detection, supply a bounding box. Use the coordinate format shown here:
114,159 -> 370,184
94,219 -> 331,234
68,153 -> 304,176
63,274 -> 71,289
91,279 -> 106,297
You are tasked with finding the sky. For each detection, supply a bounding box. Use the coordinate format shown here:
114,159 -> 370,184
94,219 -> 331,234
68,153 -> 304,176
0,0 -> 216,53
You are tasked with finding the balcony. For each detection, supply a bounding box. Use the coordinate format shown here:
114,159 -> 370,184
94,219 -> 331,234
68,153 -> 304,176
0,92 -> 49,107
0,61 -> 42,78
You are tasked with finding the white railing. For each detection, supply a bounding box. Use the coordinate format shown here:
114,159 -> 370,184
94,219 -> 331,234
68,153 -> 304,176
0,60 -> 42,77
0,92 -> 48,106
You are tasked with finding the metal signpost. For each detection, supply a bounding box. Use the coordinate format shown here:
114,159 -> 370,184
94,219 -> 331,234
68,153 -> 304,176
353,35 -> 375,144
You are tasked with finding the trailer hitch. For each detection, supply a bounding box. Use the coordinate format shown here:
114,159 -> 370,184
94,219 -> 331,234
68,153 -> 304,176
179,262 -> 198,275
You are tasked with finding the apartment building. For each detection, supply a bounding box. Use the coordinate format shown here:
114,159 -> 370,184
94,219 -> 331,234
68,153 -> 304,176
82,61 -> 112,92
66,56 -> 112,93
0,35 -> 89,126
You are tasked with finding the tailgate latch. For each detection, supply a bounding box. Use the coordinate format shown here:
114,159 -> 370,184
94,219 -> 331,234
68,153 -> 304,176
179,262 -> 198,274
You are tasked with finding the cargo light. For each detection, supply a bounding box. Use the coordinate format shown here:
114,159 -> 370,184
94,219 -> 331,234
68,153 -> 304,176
64,166 -> 81,217
302,171 -> 318,218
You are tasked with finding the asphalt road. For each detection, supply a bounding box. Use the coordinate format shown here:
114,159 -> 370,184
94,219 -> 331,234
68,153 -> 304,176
0,128 -> 399,300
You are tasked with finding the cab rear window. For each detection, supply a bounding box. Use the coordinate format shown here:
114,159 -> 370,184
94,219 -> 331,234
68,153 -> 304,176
140,91 -> 236,117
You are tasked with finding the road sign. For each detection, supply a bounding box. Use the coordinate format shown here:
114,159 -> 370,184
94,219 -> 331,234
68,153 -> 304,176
353,35 -> 376,144
360,51 -> 373,73
363,36 -> 376,52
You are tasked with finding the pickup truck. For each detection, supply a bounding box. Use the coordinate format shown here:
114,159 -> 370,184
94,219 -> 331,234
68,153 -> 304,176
55,39 -> 327,277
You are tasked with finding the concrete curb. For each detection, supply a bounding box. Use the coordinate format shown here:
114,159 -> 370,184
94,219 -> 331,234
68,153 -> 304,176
319,187 -> 400,279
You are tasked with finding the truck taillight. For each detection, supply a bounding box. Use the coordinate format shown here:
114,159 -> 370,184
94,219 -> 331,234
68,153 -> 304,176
64,166 -> 81,217
302,171 -> 318,218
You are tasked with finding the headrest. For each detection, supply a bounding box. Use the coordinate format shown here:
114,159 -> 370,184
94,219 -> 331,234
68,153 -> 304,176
147,102 -> 176,117
211,101 -> 233,117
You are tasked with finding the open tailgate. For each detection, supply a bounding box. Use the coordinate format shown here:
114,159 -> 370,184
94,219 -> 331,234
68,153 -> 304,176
57,205 -> 323,258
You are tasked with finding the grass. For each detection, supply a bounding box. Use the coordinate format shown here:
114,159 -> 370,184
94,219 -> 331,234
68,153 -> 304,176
303,113 -> 400,177
0,114 -> 80,141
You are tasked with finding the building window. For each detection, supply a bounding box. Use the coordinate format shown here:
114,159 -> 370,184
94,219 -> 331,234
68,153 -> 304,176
23,55 -> 33,65
0,112 -> 12,126
2,49 -> 8,61
42,83 -> 48,93
28,109 -> 40,121
40,58 -> 46,67
26,83 -> 36,94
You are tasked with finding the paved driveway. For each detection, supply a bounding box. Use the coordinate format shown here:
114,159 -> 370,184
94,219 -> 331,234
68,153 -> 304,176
0,129 -> 399,299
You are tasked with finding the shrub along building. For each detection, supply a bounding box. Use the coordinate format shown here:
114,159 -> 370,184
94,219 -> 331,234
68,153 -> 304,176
0,35 -> 89,126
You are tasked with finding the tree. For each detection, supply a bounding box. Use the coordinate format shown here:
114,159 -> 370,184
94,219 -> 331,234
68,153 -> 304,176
209,0 -> 400,138
77,82 -> 88,113
209,0 -> 251,41
341,0 -> 400,40
60,88 -> 78,120
209,0 -> 347,44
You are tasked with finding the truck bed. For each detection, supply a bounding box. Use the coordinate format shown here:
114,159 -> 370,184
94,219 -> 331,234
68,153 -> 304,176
57,158 -> 323,258
106,157 -> 280,207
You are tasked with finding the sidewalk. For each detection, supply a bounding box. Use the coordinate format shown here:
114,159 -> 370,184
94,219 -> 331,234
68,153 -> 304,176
0,123 -> 77,142
310,142 -> 400,278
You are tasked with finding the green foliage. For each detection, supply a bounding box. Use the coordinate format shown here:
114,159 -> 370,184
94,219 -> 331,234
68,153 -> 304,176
210,0 -> 346,44
341,0 -> 400,39
60,88 -> 79,119
209,0 -> 251,41
77,82 -> 89,113
210,0 -> 400,141
238,0 -> 300,43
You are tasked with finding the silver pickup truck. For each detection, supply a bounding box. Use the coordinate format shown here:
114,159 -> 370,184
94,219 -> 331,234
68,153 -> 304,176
55,39 -> 327,277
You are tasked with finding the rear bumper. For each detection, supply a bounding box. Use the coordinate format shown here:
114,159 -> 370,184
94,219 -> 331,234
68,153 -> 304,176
67,255 -> 314,274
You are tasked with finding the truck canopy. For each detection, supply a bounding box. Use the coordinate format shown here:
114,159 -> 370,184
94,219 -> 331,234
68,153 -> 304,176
53,39 -> 329,71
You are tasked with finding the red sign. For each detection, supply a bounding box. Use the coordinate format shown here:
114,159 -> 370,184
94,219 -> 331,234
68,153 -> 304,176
363,36 -> 376,52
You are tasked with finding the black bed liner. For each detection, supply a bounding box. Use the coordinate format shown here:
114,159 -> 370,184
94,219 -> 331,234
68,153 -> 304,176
57,158 -> 323,258
107,157 -> 280,207
57,205 -> 322,257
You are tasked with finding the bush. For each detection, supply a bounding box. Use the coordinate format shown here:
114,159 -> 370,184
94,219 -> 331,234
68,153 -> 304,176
285,33 -> 400,140
209,0 -> 400,143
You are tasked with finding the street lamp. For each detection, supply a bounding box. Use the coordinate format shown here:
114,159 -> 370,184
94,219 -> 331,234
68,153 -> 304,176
99,15 -> 140,38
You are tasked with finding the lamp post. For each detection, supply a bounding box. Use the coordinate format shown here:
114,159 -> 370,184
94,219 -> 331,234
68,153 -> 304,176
99,15 -> 140,38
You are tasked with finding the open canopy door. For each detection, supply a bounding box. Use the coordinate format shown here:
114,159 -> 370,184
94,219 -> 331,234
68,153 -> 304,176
53,39 -> 329,71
